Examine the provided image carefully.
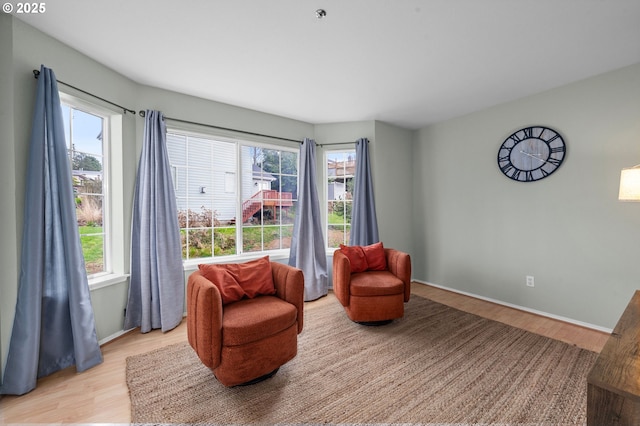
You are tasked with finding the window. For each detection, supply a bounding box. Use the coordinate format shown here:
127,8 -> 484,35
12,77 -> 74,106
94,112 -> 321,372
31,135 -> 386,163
166,131 -> 298,261
61,101 -> 110,277
326,150 -> 356,248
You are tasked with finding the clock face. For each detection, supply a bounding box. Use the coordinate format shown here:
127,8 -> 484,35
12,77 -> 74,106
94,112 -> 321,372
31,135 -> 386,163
497,126 -> 566,182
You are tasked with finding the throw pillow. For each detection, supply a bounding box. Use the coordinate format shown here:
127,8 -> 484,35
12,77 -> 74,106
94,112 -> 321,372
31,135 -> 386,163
198,264 -> 246,305
362,241 -> 387,271
198,256 -> 276,304
339,244 -> 368,272
228,256 -> 276,298
340,242 -> 387,272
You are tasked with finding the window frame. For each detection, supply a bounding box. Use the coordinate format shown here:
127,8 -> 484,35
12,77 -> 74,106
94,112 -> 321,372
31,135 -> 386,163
59,92 -> 126,289
325,148 -> 356,249
165,126 -> 300,268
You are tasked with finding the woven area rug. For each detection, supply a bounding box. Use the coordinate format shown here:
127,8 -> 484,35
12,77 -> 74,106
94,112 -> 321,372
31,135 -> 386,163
126,293 -> 597,425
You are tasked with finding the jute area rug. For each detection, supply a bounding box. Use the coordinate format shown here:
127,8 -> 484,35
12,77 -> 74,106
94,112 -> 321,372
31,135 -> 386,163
126,293 -> 597,425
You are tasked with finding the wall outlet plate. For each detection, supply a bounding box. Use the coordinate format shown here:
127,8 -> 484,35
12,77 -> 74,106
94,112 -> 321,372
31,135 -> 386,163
526,276 -> 535,287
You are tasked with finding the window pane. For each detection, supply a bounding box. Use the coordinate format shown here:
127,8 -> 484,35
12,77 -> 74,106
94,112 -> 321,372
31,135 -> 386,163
328,225 -> 346,248
241,144 -> 298,253
187,228 -> 212,259
281,225 -> 294,249
169,133 -> 298,259
169,132 -> 238,259
71,109 -> 103,157
214,226 -> 236,256
281,151 -> 297,174
242,225 -> 263,253
187,137 -> 212,168
76,194 -> 103,227
327,151 -> 355,247
66,102 -> 107,277
80,233 -> 104,275
166,133 -> 187,166
280,202 -> 296,225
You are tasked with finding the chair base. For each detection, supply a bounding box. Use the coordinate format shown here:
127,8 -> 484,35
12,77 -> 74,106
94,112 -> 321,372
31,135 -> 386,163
235,368 -> 279,387
356,319 -> 393,326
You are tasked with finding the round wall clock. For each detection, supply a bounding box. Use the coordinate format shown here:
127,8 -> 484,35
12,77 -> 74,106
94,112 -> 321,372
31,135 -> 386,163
497,126 -> 566,182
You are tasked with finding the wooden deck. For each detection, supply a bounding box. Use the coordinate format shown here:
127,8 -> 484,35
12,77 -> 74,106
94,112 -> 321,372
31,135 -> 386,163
242,190 -> 293,222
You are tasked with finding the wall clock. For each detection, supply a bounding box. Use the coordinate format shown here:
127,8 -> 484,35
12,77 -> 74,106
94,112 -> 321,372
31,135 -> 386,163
497,126 -> 566,182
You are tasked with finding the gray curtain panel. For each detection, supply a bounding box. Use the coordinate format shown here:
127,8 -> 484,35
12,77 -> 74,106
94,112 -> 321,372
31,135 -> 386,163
350,138 -> 380,246
124,110 -> 184,333
1,65 -> 103,396
289,138 -> 328,301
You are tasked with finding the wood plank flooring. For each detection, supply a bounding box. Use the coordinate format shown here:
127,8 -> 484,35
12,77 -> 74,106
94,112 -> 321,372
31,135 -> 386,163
410,283 -> 609,353
0,282 -> 610,424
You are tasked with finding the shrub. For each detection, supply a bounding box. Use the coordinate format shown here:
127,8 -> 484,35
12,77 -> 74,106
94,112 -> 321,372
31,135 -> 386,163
76,196 -> 103,226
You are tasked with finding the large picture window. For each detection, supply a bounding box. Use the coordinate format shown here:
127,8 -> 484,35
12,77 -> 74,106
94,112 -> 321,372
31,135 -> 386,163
61,101 -> 109,277
326,150 -> 356,248
166,131 -> 298,260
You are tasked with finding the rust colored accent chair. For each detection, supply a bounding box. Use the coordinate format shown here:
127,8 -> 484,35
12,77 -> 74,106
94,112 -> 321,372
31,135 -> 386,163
187,257 -> 304,386
333,242 -> 411,324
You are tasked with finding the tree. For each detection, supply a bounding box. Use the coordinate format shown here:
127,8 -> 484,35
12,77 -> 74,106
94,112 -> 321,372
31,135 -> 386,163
73,153 -> 102,171
260,149 -> 298,194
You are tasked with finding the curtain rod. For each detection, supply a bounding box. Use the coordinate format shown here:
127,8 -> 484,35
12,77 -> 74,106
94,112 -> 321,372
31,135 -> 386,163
138,110 -> 357,146
139,110 -> 301,143
33,69 -> 136,115
32,68 -> 359,145
318,141 -> 361,147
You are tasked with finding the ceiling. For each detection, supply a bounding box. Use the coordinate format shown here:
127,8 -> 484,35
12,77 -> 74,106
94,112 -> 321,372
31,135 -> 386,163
15,0 -> 640,130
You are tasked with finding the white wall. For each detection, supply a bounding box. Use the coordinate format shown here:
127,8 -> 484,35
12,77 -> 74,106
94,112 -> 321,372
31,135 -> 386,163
373,121 -> 413,254
412,63 -> 640,329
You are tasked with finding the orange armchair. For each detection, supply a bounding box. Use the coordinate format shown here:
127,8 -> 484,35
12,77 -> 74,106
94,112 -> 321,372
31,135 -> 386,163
333,245 -> 411,324
187,260 -> 304,386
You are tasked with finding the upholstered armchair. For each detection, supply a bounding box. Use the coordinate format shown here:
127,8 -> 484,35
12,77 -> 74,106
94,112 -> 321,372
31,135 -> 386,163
187,257 -> 304,386
333,242 -> 411,324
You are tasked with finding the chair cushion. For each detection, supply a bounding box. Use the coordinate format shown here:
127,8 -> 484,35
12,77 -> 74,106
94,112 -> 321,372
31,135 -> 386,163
222,296 -> 298,346
349,270 -> 405,297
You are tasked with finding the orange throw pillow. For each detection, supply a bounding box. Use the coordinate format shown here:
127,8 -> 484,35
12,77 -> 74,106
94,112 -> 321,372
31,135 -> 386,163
229,256 -> 276,298
339,244 -> 368,272
198,264 -> 246,305
340,242 -> 387,272
198,256 -> 276,304
362,242 -> 387,271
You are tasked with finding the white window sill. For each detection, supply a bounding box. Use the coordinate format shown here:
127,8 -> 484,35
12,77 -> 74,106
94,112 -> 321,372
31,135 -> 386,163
182,250 -> 292,273
88,273 -> 129,290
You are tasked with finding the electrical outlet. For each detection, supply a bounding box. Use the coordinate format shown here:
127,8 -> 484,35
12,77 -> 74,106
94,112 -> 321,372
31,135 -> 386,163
526,276 -> 535,287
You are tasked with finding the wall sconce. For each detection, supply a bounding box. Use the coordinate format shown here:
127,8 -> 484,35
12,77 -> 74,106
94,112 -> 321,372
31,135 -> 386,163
618,165 -> 640,201
200,186 -> 206,194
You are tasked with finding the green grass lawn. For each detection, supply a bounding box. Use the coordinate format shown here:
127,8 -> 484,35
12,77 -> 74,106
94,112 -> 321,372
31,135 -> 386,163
327,212 -> 344,224
79,225 -> 104,274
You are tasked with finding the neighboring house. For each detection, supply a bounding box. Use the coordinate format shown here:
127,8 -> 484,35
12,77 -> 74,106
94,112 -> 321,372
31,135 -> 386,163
72,169 -> 103,183
252,164 -> 275,191
167,133 -> 292,224
327,157 -> 355,201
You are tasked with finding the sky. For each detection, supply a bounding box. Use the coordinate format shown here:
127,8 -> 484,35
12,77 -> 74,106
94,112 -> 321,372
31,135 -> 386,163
60,104 -> 104,165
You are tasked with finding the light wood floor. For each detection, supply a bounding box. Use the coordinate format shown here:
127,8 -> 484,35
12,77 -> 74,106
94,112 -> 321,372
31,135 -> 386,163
0,282 -> 610,424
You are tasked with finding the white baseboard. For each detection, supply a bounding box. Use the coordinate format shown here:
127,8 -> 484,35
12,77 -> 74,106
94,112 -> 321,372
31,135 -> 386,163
98,328 -> 134,346
413,280 -> 612,334
98,313 -> 188,346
